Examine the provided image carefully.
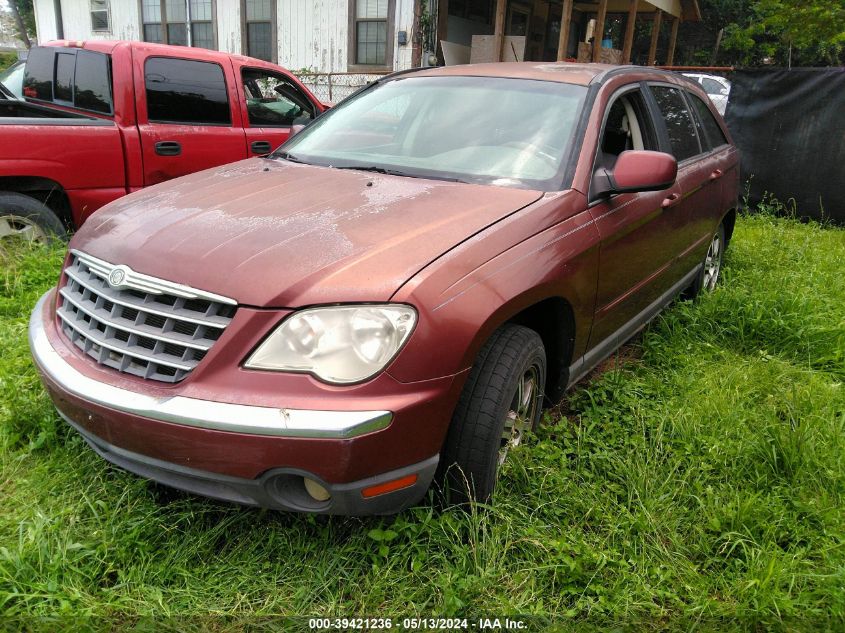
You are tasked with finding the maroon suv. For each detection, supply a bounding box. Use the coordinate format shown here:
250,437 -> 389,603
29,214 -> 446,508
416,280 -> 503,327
29,63 -> 739,514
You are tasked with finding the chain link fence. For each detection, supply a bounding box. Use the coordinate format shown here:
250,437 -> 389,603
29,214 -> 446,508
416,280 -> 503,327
294,72 -> 388,104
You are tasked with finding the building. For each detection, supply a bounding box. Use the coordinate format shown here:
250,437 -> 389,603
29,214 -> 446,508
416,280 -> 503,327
31,0 -> 700,80
32,0 -> 421,75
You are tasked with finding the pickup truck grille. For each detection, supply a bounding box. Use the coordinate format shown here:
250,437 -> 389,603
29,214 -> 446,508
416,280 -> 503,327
56,250 -> 237,383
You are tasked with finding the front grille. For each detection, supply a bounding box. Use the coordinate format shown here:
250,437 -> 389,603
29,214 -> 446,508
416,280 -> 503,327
56,250 -> 237,383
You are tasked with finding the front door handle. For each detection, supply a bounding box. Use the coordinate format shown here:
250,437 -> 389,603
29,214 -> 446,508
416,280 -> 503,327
661,193 -> 682,209
709,169 -> 724,181
154,141 -> 181,156
251,140 -> 272,155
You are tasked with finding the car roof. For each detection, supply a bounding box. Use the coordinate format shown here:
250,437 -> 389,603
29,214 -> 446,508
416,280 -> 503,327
408,61 -> 672,86
42,40 -> 284,71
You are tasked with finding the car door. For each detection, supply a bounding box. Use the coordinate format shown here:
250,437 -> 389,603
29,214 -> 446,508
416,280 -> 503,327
646,84 -> 719,276
239,65 -> 320,157
586,84 -> 686,348
135,53 -> 248,186
684,89 -> 737,254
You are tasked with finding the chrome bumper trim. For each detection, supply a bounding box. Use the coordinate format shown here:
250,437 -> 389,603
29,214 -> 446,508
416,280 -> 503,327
29,290 -> 393,439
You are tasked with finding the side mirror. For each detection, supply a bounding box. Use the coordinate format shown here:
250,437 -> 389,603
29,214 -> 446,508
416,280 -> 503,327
593,150 -> 677,198
290,124 -> 306,138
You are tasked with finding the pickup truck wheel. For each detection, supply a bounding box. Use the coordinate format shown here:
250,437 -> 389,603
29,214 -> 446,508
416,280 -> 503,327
685,222 -> 726,299
0,192 -> 67,244
438,325 -> 546,505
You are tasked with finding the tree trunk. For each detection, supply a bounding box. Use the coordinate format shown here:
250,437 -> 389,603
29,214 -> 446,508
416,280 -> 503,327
8,0 -> 32,49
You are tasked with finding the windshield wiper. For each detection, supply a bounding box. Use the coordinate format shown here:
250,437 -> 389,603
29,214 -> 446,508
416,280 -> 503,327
331,165 -> 467,183
273,151 -> 306,164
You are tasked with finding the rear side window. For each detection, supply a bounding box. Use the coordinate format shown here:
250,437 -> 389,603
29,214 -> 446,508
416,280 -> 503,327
145,57 -> 231,125
649,86 -> 700,162
688,93 -> 728,149
22,46 -> 114,114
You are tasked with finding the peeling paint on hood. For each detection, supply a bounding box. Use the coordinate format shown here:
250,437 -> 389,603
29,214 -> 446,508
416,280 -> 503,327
70,158 -> 544,307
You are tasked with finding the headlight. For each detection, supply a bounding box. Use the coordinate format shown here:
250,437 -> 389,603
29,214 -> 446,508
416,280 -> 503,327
244,304 -> 417,384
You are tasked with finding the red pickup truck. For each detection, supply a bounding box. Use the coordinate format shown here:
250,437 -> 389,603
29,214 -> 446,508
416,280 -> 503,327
0,41 -> 325,240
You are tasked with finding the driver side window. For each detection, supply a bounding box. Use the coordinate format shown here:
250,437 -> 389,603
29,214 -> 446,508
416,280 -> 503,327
597,89 -> 656,170
242,68 -> 315,127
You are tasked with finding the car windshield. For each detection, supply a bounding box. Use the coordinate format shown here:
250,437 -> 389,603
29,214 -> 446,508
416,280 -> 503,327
276,75 -> 587,190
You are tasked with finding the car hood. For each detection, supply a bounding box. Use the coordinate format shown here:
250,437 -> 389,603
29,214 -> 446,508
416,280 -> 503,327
71,158 -> 544,307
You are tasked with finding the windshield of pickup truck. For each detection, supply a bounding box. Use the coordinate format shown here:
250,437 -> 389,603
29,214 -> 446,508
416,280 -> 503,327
276,75 -> 587,190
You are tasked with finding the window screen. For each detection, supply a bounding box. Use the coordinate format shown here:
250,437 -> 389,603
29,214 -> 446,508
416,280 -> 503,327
688,93 -> 728,150
90,0 -> 109,31
145,57 -> 230,125
650,86 -> 700,161
244,0 -> 274,61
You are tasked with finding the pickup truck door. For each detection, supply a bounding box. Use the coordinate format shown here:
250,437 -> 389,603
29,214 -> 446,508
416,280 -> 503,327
134,51 -> 248,186
237,64 -> 322,157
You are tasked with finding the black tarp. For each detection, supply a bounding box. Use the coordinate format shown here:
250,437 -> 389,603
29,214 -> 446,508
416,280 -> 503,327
724,68 -> 845,223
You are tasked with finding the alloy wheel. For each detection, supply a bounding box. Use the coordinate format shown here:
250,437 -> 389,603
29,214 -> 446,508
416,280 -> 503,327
0,214 -> 48,245
499,364 -> 541,465
703,232 -> 722,291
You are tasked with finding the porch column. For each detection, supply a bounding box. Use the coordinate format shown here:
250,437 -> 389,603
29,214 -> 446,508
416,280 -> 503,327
622,0 -> 637,64
592,0 -> 609,62
436,0 -> 449,64
666,15 -> 680,65
647,9 -> 662,65
557,0 -> 574,61
494,0 -> 507,61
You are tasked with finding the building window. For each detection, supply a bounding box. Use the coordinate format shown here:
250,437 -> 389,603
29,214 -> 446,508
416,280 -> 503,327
90,0 -> 110,31
242,0 -> 275,62
141,0 -> 216,49
349,0 -> 394,69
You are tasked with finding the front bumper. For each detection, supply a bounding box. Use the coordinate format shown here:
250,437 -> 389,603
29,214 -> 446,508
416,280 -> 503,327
30,289 -> 460,514
30,291 -> 392,439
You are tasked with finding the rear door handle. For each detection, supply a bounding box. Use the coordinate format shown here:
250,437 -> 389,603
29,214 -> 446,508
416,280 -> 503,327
251,141 -> 272,155
709,169 -> 723,181
661,193 -> 682,209
154,141 -> 181,156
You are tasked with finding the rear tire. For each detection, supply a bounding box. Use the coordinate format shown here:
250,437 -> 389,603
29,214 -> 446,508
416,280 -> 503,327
685,221 -> 725,299
438,324 -> 546,505
0,192 -> 67,244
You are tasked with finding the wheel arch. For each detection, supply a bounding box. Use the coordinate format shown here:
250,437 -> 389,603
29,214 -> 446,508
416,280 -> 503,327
505,296 -> 576,405
722,207 -> 737,245
0,177 -> 73,229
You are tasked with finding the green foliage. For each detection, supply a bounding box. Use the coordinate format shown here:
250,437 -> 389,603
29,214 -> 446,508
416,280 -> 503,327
0,53 -> 17,73
722,0 -> 845,65
0,211 -> 843,627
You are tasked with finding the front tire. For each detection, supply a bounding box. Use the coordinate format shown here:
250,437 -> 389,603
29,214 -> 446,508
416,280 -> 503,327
438,325 -> 546,505
0,192 -> 67,244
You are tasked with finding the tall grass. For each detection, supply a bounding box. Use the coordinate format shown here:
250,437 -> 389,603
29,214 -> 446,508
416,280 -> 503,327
0,211 -> 843,629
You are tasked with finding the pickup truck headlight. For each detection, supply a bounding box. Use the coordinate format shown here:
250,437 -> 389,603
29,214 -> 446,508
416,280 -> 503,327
244,305 -> 417,384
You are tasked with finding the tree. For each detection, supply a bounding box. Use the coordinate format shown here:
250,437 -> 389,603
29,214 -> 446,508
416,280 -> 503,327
722,0 -> 845,66
7,0 -> 34,48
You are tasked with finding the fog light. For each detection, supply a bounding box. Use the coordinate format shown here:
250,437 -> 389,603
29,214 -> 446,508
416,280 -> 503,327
303,477 -> 331,502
